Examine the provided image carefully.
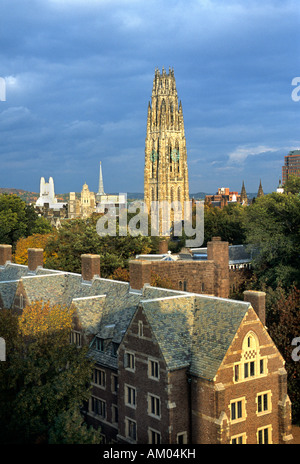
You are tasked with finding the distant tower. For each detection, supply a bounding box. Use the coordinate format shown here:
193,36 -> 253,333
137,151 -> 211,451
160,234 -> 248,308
98,161 -> 105,196
144,67 -> 189,234
257,179 -> 264,198
240,181 -> 247,205
36,176 -> 57,207
277,179 -> 284,194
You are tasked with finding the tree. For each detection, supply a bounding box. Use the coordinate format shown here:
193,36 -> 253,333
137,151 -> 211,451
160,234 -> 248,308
203,203 -> 247,246
0,194 -> 52,250
44,214 -> 159,277
0,301 -> 97,444
109,267 -> 130,282
150,271 -> 175,290
48,406 -> 103,444
244,192 -> 300,289
266,285 -> 300,424
14,233 -> 54,265
283,175 -> 300,195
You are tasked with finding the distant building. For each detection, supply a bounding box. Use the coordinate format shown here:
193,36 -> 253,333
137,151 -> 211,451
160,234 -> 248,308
282,149 -> 300,184
68,162 -> 126,219
205,184 -> 246,208
95,162 -> 126,214
35,177 -> 67,228
36,177 -> 66,210
277,180 -> 284,194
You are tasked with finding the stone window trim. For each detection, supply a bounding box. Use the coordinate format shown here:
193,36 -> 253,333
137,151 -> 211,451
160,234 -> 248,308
148,427 -> 161,444
256,390 -> 272,416
125,384 -> 137,409
125,416 -> 137,442
92,367 -> 106,389
257,425 -> 272,444
90,396 -> 106,419
230,432 -> 247,444
138,320 -> 143,338
148,358 -> 160,381
111,374 -> 118,394
177,431 -> 188,444
111,404 -> 118,425
229,396 -> 247,424
124,351 -> 135,372
70,330 -> 82,347
233,331 -> 268,383
148,393 -> 161,419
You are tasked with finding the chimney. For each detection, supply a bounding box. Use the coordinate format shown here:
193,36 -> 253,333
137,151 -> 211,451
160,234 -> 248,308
0,245 -> 12,266
129,260 -> 151,290
243,290 -> 266,326
28,248 -> 44,271
159,239 -> 168,254
207,237 -> 229,298
81,254 -> 100,281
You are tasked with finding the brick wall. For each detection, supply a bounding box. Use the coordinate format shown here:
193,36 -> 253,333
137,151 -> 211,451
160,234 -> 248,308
129,238 -> 230,298
129,259 -> 217,295
0,245 -> 12,265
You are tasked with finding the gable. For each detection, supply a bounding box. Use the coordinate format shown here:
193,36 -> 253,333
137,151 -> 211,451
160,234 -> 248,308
215,306 -> 285,382
189,296 -> 250,380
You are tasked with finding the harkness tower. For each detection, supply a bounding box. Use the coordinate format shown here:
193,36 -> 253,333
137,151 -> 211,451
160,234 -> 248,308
144,67 -> 189,233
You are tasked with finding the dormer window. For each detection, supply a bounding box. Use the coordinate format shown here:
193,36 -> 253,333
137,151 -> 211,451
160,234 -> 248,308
95,337 -> 104,352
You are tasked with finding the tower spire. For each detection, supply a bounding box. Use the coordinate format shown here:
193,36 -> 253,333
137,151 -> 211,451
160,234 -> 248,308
98,161 -> 105,195
257,179 -> 264,197
240,180 -> 248,205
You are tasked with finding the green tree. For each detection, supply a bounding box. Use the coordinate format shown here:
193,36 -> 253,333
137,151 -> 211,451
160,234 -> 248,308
45,214 -> 159,277
203,203 -> 247,246
244,192 -> 300,289
0,194 -> 52,250
48,406 -> 102,444
283,175 -> 300,195
265,285 -> 300,424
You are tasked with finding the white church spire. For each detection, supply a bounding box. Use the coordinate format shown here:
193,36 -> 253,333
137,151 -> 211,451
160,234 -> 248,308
98,161 -> 105,195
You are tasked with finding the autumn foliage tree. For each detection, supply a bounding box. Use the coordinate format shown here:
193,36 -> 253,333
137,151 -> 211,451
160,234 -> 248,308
0,301 -> 100,444
14,233 -> 55,265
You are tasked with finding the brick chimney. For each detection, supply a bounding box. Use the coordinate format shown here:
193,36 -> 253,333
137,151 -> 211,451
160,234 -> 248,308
207,237 -> 229,298
0,245 -> 12,266
243,290 -> 266,326
28,248 -> 44,271
81,254 -> 100,281
159,239 -> 168,254
129,260 -> 152,290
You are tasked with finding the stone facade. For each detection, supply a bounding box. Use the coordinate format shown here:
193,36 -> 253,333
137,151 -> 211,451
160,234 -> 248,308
144,68 -> 189,234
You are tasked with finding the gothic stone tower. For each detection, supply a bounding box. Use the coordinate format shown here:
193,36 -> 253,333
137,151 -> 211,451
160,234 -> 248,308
144,67 -> 189,234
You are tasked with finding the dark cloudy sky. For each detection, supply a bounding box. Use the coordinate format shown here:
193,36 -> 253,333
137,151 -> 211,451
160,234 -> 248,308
1,0 -> 299,195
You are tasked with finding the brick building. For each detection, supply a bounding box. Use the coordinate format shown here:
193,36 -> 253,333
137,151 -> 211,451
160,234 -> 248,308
130,237 -> 256,299
282,149 -> 300,184
0,244 -> 293,444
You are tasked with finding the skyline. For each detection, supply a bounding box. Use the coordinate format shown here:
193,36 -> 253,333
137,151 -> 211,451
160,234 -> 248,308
0,0 -> 300,195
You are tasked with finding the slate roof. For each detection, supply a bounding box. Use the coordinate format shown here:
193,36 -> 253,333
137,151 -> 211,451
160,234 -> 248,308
141,294 -> 251,380
0,260 -> 252,381
0,263 -> 62,309
190,296 -> 250,379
